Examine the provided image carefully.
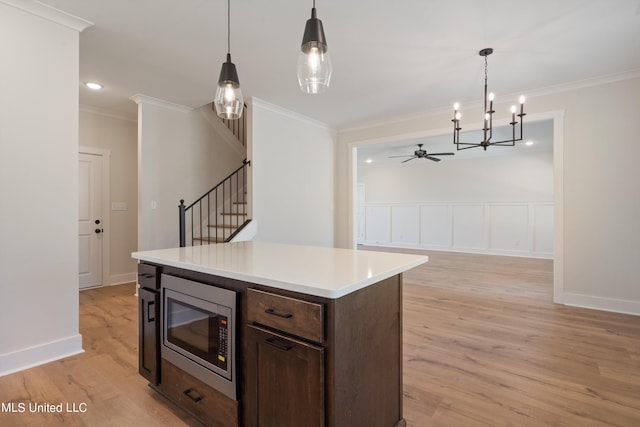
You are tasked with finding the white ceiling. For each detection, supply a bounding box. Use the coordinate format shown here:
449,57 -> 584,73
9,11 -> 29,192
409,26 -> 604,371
357,119 -> 554,167
38,0 -> 640,129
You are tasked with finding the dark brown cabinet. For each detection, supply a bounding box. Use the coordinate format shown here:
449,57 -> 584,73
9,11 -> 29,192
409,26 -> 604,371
136,260 -> 406,427
138,263 -> 161,385
245,325 -> 324,427
138,286 -> 159,384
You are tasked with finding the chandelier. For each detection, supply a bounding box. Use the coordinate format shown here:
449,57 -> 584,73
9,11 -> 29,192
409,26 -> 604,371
452,48 -> 526,150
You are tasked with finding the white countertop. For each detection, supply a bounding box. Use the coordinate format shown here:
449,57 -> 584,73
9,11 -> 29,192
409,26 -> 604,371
132,242 -> 427,299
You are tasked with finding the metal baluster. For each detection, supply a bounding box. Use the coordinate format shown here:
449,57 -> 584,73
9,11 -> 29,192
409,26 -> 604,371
207,193 -> 211,244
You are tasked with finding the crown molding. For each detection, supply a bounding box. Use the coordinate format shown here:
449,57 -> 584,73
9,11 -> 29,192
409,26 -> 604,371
130,94 -> 193,113
251,97 -> 335,134
1,0 -> 93,32
80,104 -> 137,123
339,68 -> 640,134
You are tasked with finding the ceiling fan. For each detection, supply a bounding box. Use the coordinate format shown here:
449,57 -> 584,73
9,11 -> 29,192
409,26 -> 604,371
389,144 -> 454,163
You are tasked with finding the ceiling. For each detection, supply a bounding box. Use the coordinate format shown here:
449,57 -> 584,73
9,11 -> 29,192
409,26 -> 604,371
38,0 -> 640,129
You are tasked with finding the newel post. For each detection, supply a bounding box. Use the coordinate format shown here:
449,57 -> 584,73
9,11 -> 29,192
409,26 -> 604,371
179,199 -> 186,247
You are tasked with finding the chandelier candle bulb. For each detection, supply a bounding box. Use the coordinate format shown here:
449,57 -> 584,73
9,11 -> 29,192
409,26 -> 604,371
511,105 -> 516,123
488,92 -> 494,115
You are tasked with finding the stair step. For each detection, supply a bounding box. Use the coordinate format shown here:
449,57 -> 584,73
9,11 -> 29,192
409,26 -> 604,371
207,224 -> 238,229
233,201 -> 247,205
221,212 -> 248,216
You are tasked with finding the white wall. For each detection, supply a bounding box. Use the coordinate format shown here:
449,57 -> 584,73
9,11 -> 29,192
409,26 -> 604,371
79,109 -> 138,284
336,74 -> 640,315
251,98 -> 335,247
362,201 -> 553,258
359,150 -> 553,202
358,149 -> 554,257
0,2 -> 88,375
135,98 -> 245,250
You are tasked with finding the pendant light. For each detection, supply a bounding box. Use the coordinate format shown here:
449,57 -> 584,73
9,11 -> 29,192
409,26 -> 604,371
214,0 -> 243,119
297,0 -> 332,94
451,48 -> 526,150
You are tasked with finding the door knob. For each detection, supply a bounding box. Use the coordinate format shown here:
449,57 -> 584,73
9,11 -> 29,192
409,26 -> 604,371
95,219 -> 101,224
95,228 -> 103,234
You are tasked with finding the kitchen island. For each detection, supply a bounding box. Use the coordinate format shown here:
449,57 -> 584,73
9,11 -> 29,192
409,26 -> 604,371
132,242 -> 427,427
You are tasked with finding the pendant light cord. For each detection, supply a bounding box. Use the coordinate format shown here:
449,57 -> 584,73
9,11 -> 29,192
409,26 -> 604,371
227,0 -> 231,54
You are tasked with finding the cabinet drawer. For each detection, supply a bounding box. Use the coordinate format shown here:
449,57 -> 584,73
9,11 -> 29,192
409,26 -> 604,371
138,263 -> 160,290
160,359 -> 238,427
247,288 -> 324,343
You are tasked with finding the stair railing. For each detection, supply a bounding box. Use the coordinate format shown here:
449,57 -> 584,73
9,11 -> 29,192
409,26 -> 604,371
179,160 -> 250,247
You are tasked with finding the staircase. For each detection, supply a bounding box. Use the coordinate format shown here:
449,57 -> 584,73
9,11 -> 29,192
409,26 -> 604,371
179,160 -> 250,247
216,102 -> 247,148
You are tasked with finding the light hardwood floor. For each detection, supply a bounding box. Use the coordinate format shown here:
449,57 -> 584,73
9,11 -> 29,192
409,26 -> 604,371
1,249 -> 639,426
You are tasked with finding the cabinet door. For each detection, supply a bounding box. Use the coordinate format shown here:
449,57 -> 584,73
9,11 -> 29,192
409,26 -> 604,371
138,287 -> 160,385
245,325 -> 324,427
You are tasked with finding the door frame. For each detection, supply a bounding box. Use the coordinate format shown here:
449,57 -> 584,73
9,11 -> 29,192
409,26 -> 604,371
79,146 -> 111,287
348,110 -> 565,304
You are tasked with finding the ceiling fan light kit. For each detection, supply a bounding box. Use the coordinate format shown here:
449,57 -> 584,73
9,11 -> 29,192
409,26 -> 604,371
214,0 -> 244,120
452,48 -> 526,150
297,0 -> 332,94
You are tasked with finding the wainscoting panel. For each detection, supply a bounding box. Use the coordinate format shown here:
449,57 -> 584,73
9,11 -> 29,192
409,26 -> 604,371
362,201 -> 554,259
533,204 -> 554,256
391,206 -> 419,245
453,205 -> 487,250
489,204 -> 529,254
420,205 -> 451,248
365,206 -> 391,244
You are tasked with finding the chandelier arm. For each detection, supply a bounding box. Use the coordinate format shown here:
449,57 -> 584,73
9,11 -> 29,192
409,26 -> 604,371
455,143 -> 485,151
488,136 -> 523,145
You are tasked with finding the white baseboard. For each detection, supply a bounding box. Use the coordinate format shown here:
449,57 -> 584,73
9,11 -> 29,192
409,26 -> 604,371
360,241 -> 553,260
0,334 -> 84,377
109,272 -> 137,285
562,292 -> 640,316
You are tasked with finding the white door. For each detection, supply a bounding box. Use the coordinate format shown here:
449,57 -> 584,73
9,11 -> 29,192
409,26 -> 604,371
79,152 -> 103,288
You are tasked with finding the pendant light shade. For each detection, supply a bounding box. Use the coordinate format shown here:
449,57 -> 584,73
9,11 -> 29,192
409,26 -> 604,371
214,53 -> 243,119
297,4 -> 332,94
214,0 -> 243,119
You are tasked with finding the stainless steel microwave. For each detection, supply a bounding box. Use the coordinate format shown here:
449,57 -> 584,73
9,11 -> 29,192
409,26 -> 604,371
161,274 -> 238,400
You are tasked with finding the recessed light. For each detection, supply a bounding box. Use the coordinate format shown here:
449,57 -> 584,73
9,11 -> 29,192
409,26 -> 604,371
84,82 -> 103,90
366,159 -> 373,164
525,140 -> 534,146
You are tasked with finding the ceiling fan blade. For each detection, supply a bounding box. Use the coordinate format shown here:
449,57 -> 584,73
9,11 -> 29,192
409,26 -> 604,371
425,156 -> 442,162
428,153 -> 455,156
402,157 -> 417,163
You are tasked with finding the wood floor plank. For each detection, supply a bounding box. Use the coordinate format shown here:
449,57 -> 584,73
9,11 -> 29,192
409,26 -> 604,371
1,249 -> 639,426
384,248 -> 640,427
